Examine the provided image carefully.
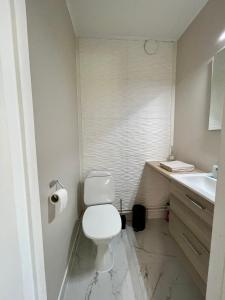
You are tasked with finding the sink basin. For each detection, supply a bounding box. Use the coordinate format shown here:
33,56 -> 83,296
171,173 -> 217,203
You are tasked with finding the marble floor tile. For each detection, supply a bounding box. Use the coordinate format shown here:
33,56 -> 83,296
63,219 -> 204,300
63,229 -> 143,300
126,219 -> 204,300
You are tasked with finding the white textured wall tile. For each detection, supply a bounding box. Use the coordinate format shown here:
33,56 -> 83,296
79,38 -> 175,210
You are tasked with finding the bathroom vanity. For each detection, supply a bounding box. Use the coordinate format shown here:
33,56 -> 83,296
147,161 -> 215,295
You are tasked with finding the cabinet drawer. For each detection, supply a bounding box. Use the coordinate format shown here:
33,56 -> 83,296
169,212 -> 209,283
170,196 -> 212,250
170,182 -> 214,227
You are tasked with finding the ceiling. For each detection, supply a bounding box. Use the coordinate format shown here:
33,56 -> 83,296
66,0 -> 208,41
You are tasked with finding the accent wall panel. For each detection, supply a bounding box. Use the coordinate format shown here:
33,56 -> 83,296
79,38 -> 175,210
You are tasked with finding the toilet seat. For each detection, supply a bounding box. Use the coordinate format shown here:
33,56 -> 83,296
82,204 -> 121,240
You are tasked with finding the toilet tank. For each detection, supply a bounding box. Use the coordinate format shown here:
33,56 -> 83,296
84,171 -> 115,206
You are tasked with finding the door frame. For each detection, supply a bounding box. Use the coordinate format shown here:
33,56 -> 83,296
206,101 -> 225,300
0,0 -> 47,299
3,0 -> 225,299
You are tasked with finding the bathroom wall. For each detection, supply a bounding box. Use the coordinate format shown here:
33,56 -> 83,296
25,0 -> 80,299
174,0 -> 225,171
79,38 -> 176,211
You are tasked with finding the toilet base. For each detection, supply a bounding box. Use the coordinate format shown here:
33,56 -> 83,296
95,243 -> 113,272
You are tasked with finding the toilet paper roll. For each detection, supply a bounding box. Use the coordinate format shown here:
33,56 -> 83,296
49,188 -> 68,216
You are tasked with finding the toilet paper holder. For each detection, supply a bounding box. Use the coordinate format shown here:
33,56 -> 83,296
49,179 -> 64,190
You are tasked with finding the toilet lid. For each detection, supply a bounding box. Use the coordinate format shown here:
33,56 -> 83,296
82,204 -> 121,240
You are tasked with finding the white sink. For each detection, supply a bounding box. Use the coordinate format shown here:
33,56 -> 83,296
171,173 -> 217,203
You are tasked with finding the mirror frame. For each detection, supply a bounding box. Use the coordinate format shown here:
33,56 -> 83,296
208,45 -> 225,131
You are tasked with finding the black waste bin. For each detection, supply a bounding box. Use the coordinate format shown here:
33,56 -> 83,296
132,204 -> 146,232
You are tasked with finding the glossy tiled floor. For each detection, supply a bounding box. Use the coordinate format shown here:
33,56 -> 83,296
128,220 -> 204,300
63,219 -> 204,300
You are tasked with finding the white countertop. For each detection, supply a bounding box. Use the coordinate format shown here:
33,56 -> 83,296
147,161 -> 216,204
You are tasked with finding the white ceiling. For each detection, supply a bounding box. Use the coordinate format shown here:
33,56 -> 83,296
66,0 -> 208,41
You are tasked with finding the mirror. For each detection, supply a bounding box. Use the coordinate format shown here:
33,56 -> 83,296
208,47 -> 225,130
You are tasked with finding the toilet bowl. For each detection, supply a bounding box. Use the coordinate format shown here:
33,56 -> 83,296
82,171 -> 121,272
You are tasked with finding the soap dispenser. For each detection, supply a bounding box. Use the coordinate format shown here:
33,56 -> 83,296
212,164 -> 219,179
168,146 -> 175,161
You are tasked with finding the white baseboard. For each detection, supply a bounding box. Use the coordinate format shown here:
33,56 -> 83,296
57,219 -> 81,300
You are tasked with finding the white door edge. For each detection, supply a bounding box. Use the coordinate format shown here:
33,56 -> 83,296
206,100 -> 225,298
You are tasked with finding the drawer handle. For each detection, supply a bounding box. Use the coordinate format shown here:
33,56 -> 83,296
182,233 -> 201,256
185,194 -> 205,210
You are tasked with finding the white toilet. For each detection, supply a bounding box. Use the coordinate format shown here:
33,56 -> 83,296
82,170 -> 121,272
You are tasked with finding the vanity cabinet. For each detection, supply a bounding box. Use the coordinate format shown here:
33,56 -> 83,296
170,196 -> 212,250
147,161 -> 215,294
170,182 -> 214,226
170,212 -> 210,283
169,181 -> 214,292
